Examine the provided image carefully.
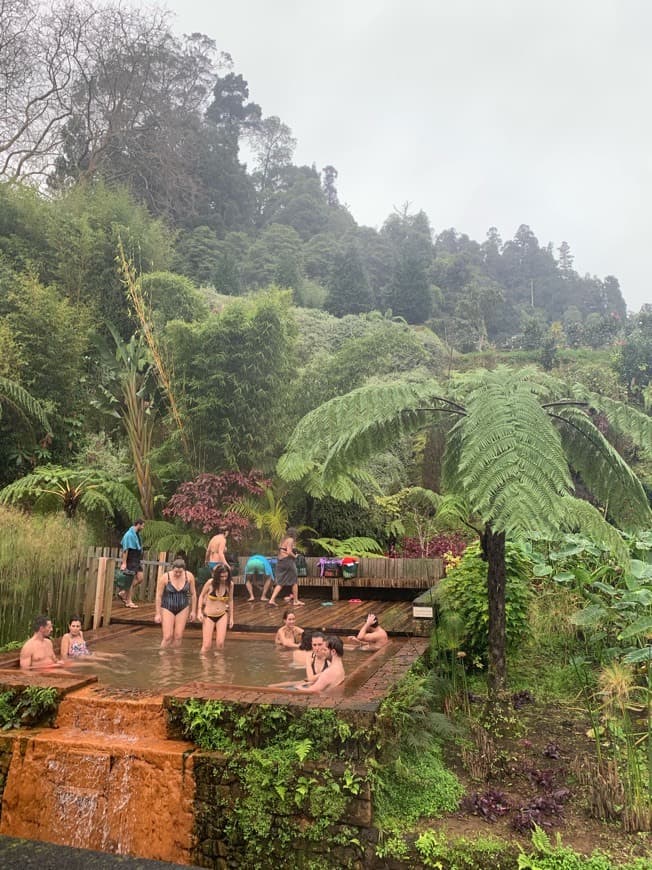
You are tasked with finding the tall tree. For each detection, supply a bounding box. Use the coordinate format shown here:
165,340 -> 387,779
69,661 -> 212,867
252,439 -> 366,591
321,165 -> 339,206
325,243 -> 374,316
205,71 -> 261,148
247,116 -> 296,217
278,367 -> 652,694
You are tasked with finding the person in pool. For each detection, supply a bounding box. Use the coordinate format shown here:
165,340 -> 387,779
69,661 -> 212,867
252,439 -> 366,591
347,613 -> 389,649
297,636 -> 344,693
304,632 -> 330,684
292,630 -> 314,668
274,609 -> 304,649
154,558 -> 197,648
60,617 -> 91,658
20,616 -> 64,669
197,562 -> 234,652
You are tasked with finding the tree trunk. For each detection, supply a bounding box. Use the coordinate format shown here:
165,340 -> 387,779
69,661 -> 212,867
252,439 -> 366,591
481,523 -> 507,695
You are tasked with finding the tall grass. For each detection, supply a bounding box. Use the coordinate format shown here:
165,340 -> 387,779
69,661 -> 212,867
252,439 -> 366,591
0,507 -> 92,645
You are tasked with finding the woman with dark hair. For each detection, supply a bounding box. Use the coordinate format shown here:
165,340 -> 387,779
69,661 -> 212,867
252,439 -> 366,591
154,558 -> 197,648
274,609 -> 304,648
197,562 -> 234,652
292,629 -> 313,667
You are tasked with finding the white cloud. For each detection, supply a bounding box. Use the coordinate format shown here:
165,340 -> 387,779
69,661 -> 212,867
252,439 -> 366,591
169,0 -> 651,310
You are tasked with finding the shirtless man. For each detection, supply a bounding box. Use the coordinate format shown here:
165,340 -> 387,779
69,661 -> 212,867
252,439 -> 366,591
298,636 -> 345,693
205,528 -> 228,570
348,613 -> 389,649
20,616 -> 64,670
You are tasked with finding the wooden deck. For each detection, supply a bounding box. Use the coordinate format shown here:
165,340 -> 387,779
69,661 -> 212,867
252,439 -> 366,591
110,589 -> 431,637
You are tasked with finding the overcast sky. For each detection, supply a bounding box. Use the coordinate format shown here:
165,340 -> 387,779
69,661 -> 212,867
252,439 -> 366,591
167,0 -> 650,312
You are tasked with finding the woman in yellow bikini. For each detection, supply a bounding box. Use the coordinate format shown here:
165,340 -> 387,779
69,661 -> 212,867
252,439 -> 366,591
198,562 -> 234,652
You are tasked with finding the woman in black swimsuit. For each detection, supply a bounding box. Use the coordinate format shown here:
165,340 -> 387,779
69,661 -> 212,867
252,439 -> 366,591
197,562 -> 234,652
155,558 -> 197,648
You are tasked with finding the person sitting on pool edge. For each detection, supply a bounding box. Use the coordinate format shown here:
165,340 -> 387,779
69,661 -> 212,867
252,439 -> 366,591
274,609 -> 303,648
243,553 -> 274,601
298,636 -> 344,693
347,612 -> 389,649
198,562 -> 234,652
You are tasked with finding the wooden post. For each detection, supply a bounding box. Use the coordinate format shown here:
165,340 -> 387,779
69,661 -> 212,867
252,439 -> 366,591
102,558 -> 116,627
93,557 -> 109,630
82,549 -> 99,630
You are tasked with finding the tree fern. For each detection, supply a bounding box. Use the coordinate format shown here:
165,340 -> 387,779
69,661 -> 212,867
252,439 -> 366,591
0,466 -> 141,521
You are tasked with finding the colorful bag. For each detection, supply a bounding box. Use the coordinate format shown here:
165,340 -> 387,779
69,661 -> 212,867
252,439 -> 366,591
318,557 -> 342,578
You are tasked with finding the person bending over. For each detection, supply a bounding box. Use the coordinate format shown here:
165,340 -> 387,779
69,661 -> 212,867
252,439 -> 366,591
243,553 -> 274,601
155,558 -> 197,648
20,616 -> 63,669
198,562 -> 234,652
348,613 -> 389,649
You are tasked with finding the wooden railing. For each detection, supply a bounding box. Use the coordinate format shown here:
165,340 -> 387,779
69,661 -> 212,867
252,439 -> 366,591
81,547 -> 168,631
79,550 -> 444,627
236,555 -> 444,601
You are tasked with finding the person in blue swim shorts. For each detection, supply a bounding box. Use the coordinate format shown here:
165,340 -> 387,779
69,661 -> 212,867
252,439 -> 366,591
244,554 -> 274,601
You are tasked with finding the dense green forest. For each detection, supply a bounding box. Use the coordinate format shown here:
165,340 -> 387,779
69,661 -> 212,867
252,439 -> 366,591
0,0 -> 650,532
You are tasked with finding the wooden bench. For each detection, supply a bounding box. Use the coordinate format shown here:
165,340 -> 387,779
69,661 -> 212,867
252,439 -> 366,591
237,555 -> 444,601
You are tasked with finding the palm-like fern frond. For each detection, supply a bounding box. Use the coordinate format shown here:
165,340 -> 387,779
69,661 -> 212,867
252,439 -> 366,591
455,371 -> 572,538
558,496 -> 630,563
278,379 -> 451,489
310,536 -> 384,558
0,466 -> 141,520
231,488 -> 290,545
141,520 -> 206,555
0,375 -> 50,431
580,391 -> 652,460
552,405 -> 651,531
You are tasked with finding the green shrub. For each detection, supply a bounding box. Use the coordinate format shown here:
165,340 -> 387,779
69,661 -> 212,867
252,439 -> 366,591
374,744 -> 462,831
416,830 -> 516,869
518,827 -> 622,870
0,686 -> 58,729
437,541 -> 533,661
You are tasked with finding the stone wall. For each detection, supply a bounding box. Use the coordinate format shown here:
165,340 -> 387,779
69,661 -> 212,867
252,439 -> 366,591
191,751 -> 378,869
